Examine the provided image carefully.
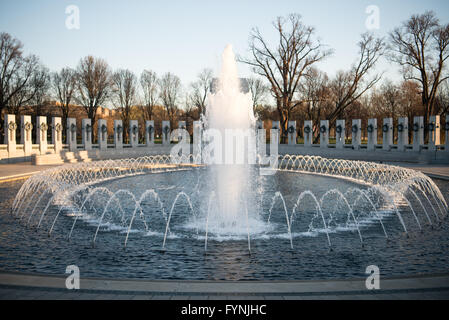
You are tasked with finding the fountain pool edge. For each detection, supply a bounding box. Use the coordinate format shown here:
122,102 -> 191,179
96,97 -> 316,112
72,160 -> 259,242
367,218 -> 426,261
0,159 -> 447,283
1,270 -> 449,296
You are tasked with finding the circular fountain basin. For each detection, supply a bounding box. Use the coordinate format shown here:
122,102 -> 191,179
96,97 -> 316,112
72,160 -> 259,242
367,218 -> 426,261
1,156 -> 449,280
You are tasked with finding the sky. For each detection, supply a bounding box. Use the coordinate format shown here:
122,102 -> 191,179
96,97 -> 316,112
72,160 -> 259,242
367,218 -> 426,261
1,0 -> 449,89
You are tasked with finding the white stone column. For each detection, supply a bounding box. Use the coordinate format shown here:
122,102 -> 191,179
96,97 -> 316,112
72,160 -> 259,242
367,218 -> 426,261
36,116 -> 47,155
382,118 -> 393,151
178,120 -> 188,143
287,121 -> 296,145
335,120 -> 345,149
412,116 -> 424,152
256,120 -> 266,161
351,119 -> 362,150
129,120 -> 139,147
4,114 -> 17,157
52,117 -> 62,153
193,121 -> 202,163
67,118 -> 77,152
162,121 -> 171,145
367,119 -> 377,151
145,120 -> 155,146
303,120 -> 313,147
82,118 -> 92,151
319,120 -> 329,148
445,115 -> 449,152
21,115 -> 32,156
114,120 -> 123,149
428,115 -> 440,151
98,119 -> 108,150
397,117 -> 408,152
270,121 -> 280,146
256,120 -> 266,145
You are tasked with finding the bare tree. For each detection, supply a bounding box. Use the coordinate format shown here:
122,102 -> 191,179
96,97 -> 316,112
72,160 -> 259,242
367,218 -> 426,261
75,56 -> 112,131
297,67 -> 331,137
190,68 -> 213,116
140,70 -> 159,121
398,80 -> 422,118
30,65 -> 51,116
0,32 -> 40,116
7,82 -> 32,115
240,13 -> 332,140
159,72 -> 181,126
247,77 -> 269,113
52,67 -> 77,133
183,92 -> 200,131
435,79 -> 449,115
327,33 -> 385,123
6,62 -> 49,117
371,80 -> 401,119
389,11 -> 449,131
112,69 -> 138,142
398,80 -> 423,141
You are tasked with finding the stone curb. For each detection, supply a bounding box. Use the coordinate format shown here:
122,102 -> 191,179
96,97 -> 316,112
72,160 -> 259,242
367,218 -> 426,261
1,272 -> 448,294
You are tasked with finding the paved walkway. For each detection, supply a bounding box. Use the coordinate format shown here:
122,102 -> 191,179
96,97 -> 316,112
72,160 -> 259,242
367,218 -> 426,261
1,272 -> 448,300
1,287 -> 448,300
0,162 -> 59,182
389,163 -> 449,181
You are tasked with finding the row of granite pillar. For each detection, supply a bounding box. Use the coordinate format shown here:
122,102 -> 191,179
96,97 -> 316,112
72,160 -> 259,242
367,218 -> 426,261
66,119 -> 184,152
2,114 -> 449,158
3,114 -> 63,157
2,114 -> 194,157
267,115 -> 449,151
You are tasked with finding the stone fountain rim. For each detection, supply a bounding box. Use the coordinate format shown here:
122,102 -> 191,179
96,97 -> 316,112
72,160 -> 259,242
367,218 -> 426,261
1,270 -> 449,294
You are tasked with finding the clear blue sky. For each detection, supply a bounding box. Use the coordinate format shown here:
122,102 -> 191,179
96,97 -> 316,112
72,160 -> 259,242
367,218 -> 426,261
1,0 -> 448,88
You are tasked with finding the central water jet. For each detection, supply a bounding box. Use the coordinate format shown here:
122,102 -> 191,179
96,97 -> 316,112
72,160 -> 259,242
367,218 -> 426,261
204,44 -> 257,231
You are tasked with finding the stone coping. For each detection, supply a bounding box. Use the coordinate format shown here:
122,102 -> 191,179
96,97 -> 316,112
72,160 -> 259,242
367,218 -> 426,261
0,172 -> 41,183
1,271 -> 448,294
1,160 -> 449,183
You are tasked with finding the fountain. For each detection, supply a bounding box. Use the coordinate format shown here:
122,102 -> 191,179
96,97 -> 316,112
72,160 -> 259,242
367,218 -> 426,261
202,44 -> 257,238
2,45 -> 449,280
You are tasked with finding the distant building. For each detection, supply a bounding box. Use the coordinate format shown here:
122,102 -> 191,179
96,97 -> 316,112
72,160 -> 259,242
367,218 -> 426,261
96,107 -> 114,117
210,78 -> 249,94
